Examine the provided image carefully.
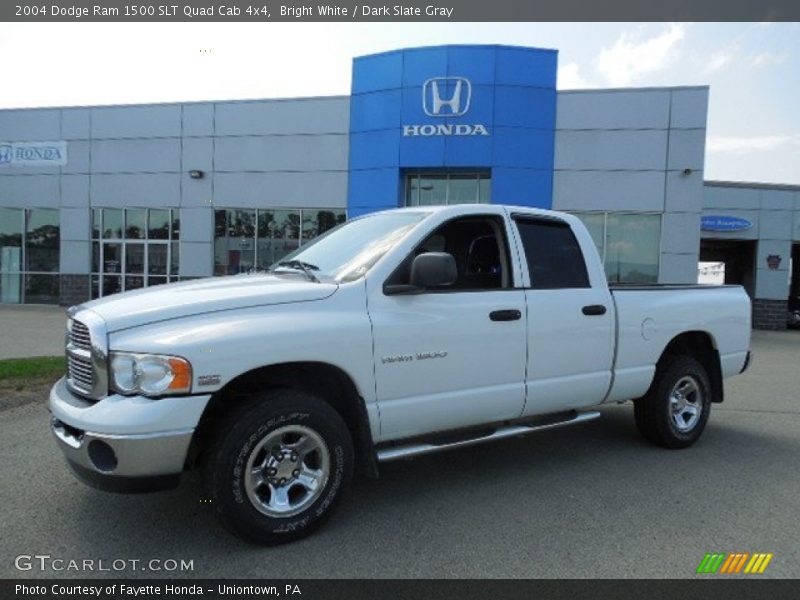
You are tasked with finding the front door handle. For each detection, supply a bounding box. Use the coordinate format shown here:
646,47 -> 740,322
490,309 -> 522,322
582,304 -> 607,316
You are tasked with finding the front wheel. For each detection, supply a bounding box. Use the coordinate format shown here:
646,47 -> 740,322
634,355 -> 711,449
203,390 -> 354,544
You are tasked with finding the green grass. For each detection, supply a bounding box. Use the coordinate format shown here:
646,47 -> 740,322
0,356 -> 65,383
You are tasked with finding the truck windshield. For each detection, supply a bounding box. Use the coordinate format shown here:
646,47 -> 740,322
271,212 -> 428,282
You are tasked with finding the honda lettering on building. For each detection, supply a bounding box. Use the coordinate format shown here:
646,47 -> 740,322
402,77 -> 490,137
0,141 -> 68,167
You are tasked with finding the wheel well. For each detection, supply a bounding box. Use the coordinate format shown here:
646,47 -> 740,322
190,362 -> 379,477
658,331 -> 723,403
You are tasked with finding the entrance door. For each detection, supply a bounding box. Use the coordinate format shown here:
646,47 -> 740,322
699,240 -> 756,296
790,244 -> 800,318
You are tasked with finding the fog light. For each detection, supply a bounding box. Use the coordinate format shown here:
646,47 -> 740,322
88,440 -> 117,472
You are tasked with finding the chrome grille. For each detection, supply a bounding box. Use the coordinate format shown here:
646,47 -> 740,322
66,312 -> 107,400
67,353 -> 94,393
70,319 -> 92,350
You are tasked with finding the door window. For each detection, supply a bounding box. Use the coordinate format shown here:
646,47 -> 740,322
514,218 -> 590,289
386,216 -> 512,291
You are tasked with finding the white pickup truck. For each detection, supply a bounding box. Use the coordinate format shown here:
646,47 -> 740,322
51,204 -> 751,544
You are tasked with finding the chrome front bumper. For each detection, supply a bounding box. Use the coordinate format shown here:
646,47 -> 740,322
49,377 -> 206,493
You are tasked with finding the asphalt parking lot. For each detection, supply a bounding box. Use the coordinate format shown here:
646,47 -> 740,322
1,318 -> 798,579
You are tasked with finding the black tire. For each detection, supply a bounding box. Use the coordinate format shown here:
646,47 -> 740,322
633,355 -> 711,449
203,389 -> 354,544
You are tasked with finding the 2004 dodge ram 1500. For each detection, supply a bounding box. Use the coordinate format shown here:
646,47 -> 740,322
50,204 -> 752,544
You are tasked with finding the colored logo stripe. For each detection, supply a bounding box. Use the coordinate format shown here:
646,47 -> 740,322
697,553 -> 726,574
697,552 -> 773,574
745,553 -> 773,574
719,553 -> 749,573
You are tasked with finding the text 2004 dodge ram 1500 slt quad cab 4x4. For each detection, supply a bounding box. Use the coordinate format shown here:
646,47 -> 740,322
51,205 -> 752,544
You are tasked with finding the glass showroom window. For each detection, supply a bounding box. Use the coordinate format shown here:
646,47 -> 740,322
91,208 -> 180,299
404,171 -> 491,206
214,208 -> 346,276
0,208 -> 60,304
569,212 -> 661,284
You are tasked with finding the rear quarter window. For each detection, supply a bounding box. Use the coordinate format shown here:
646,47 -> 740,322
514,218 -> 590,289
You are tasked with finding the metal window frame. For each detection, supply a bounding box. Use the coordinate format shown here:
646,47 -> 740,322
566,210 -> 663,284
0,208 -> 61,303
213,207 -> 347,275
404,170 -> 491,207
91,208 -> 177,299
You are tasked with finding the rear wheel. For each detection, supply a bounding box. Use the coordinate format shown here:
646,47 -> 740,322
203,389 -> 354,544
634,355 -> 711,449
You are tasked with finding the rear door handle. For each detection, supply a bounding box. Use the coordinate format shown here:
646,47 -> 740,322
582,304 -> 607,316
490,309 -> 522,322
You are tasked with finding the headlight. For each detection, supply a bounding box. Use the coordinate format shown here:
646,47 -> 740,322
109,352 -> 192,397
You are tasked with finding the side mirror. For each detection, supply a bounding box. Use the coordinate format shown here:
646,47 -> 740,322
384,252 -> 457,295
411,252 -> 457,288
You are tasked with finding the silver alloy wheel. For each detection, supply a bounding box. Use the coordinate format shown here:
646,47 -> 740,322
244,425 -> 330,518
669,375 -> 703,433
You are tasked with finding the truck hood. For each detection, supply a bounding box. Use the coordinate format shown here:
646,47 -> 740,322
80,274 -> 338,332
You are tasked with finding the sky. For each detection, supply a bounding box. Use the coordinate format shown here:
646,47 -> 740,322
0,22 -> 798,184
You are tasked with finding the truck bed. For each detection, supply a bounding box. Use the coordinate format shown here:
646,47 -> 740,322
604,283 -> 751,403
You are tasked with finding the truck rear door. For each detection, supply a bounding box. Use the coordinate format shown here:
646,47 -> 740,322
510,214 -> 615,416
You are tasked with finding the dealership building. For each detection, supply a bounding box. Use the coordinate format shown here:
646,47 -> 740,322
0,44 -> 798,329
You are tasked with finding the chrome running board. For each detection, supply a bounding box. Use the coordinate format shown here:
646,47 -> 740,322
376,410 -> 601,462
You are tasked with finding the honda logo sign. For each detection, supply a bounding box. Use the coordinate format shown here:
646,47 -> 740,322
423,77 -> 471,117
0,141 -> 68,167
403,76 -> 489,137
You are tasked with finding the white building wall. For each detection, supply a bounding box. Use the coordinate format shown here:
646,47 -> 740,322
553,86 -> 709,284
703,183 -> 799,301
0,97 -> 351,279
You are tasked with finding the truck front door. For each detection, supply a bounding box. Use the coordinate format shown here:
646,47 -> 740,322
367,214 -> 527,443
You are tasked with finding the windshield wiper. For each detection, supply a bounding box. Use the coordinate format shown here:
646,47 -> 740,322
273,260 -> 321,283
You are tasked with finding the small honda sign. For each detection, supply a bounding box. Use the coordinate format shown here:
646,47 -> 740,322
0,141 -> 68,167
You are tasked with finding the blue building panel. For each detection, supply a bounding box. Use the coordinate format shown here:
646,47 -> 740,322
349,130 -> 400,169
399,134 -> 447,168
492,127 -> 557,169
347,168 -> 401,213
351,52 -> 403,93
494,47 -> 558,88
350,90 -> 402,133
447,46 -> 496,84
443,133 -> 494,166
402,47 -> 449,87
348,45 -> 558,214
493,87 -> 557,130
492,168 -> 553,208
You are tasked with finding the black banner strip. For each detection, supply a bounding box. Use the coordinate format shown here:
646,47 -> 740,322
3,0 -> 800,22
4,579 -> 800,600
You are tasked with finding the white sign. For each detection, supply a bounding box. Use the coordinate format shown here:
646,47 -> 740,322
0,141 -> 68,167
402,76 -> 490,137
423,77 -> 471,117
402,124 -> 489,137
